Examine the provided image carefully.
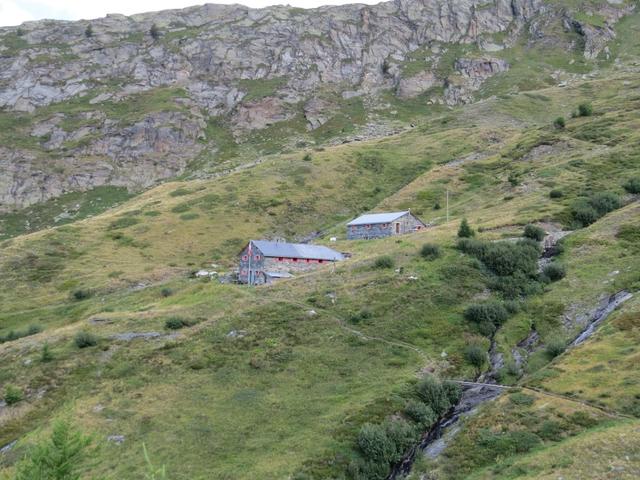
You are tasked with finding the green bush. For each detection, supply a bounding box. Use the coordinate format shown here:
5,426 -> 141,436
74,331 -> 98,348
384,419 -> 416,461
616,224 -> 640,243
577,103 -> 593,117
84,24 -> 93,38
537,420 -> 563,441
570,192 -> 621,228
373,256 -> 395,269
347,457 -> 389,480
464,344 -> 487,371
442,381 -> 462,405
457,218 -> 475,238
72,289 -> 92,301
4,384 -> 24,405
404,400 -> 436,427
553,116 -> 565,129
623,177 -> 640,194
420,243 -> 441,260
357,423 -> 395,463
165,317 -> 187,330
509,392 -> 535,406
41,342 -> 53,362
478,429 -> 542,458
302,153 -> 312,161
523,224 -> 546,241
571,201 -> 600,227
589,192 -> 621,216
545,338 -> 566,358
549,189 -> 564,199
415,376 -> 451,416
160,288 -> 173,297
482,241 -> 540,277
0,324 -> 42,344
108,216 -> 140,230
349,309 -> 372,324
464,302 -> 509,327
542,263 -> 566,282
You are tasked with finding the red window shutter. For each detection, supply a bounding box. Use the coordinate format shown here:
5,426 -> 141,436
242,255 -> 248,261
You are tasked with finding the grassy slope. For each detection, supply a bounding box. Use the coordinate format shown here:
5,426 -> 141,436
410,204 -> 640,479
1,29 -> 640,480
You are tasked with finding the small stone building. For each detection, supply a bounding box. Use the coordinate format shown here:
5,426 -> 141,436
346,210 -> 427,240
238,240 -> 344,285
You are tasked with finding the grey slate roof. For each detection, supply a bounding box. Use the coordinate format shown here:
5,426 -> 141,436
347,211 -> 409,226
251,240 -> 344,261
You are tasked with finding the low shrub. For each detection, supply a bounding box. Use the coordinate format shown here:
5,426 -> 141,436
549,189 -> 564,199
457,218 -> 475,238
456,238 -> 487,257
165,317 -> 187,330
537,420 -> 564,441
420,243 -> 441,260
383,419 -> 416,461
616,224 -> 640,243
415,376 -> 451,416
374,256 -> 395,269
464,344 -> 487,371
302,153 -> 312,161
72,289 -> 92,301
160,288 -> 173,298
41,342 -> 53,362
589,192 -> 622,216
349,309 -> 372,324
542,263 -> 566,282
523,224 -> 545,241
571,201 -> 600,227
553,117 -> 565,129
441,380 -> 462,405
0,324 -> 42,344
478,429 -> 542,458
108,217 -> 139,230
623,177 -> 640,194
74,332 -> 98,349
577,102 -> 593,117
4,385 -> 24,405
404,400 -> 436,427
545,338 -> 566,358
509,392 -> 535,406
357,423 -> 395,463
464,302 -> 509,327
347,458 -> 389,480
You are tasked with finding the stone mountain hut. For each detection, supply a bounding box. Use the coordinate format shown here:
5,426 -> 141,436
346,210 -> 427,240
239,240 -> 344,285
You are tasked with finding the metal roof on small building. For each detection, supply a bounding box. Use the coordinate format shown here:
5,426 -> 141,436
251,240 -> 344,261
347,211 -> 409,226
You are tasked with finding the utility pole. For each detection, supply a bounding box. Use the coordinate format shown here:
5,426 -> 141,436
446,189 -> 449,223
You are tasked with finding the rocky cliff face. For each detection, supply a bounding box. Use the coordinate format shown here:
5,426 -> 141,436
0,0 -> 634,211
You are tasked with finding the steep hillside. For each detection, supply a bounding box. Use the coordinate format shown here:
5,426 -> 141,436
1,43 -> 639,479
0,0 -> 636,220
1,1 -> 640,479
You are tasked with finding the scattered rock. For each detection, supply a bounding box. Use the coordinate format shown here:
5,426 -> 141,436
107,435 -> 125,445
226,330 -> 247,339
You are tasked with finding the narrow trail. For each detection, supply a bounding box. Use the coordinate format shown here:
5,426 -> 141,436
280,298 -> 430,363
451,381 -> 632,420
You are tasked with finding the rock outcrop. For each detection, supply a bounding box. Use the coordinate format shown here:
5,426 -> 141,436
0,0 -> 633,211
